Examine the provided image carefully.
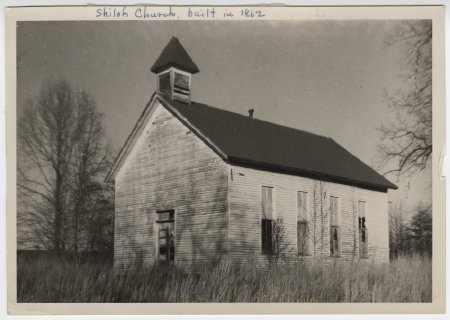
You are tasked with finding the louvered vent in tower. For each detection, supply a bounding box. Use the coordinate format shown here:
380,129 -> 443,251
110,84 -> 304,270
156,70 -> 192,103
151,37 -> 199,104
158,72 -> 171,96
173,71 -> 191,103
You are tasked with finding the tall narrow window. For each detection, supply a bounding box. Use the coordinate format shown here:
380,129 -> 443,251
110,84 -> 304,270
358,201 -> 369,258
329,196 -> 340,257
297,191 -> 310,255
261,186 -> 274,254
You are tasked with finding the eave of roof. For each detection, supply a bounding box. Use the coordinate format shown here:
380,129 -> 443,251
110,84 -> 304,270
227,156 -> 394,192
105,93 -> 157,183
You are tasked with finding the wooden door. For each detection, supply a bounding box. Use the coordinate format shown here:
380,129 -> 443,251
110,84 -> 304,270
156,209 -> 175,264
157,224 -> 175,264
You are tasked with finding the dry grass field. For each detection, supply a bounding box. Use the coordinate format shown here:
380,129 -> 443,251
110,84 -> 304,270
17,252 -> 431,303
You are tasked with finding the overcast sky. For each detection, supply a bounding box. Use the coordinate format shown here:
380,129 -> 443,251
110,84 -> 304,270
16,20 -> 431,212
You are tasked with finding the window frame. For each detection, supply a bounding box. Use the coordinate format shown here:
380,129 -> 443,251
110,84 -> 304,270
329,195 -> 341,257
260,185 -> 276,255
297,190 -> 311,256
358,200 -> 369,259
154,208 -> 176,264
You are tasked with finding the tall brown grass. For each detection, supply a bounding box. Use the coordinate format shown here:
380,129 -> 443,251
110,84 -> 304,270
17,252 -> 431,302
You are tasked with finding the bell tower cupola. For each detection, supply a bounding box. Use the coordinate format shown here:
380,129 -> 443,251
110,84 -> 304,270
151,37 -> 199,104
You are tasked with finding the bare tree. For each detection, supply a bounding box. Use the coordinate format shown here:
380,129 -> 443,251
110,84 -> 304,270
69,91 -> 113,254
269,216 -> 291,264
388,202 -> 410,258
408,204 -> 432,257
378,21 -> 432,177
86,183 -> 115,253
351,194 -> 358,258
18,79 -> 113,253
18,80 -> 77,251
388,202 -> 432,258
312,179 -> 328,258
308,178 -> 329,257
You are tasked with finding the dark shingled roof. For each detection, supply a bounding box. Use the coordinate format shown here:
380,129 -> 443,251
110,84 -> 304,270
160,96 -> 397,191
151,37 -> 199,74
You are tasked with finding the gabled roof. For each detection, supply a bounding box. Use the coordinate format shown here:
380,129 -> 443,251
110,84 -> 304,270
106,93 -> 397,191
151,37 -> 199,74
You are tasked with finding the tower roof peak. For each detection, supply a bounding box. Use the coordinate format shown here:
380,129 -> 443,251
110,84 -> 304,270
151,37 -> 199,74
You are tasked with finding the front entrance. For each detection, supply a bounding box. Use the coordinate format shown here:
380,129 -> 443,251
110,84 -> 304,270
155,209 -> 175,264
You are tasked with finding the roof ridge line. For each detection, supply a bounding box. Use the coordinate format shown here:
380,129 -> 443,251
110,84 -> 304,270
188,99 -> 332,140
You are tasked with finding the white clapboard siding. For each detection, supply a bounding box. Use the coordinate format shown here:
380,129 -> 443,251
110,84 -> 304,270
114,100 -> 390,270
228,165 -> 389,265
114,102 -> 229,270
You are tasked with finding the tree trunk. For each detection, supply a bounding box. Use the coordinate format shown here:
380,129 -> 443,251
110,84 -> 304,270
54,172 -> 65,252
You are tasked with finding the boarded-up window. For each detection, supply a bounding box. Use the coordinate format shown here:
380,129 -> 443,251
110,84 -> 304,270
358,201 -> 369,258
297,191 -> 310,255
261,186 -> 273,254
158,72 -> 171,95
329,196 -> 340,257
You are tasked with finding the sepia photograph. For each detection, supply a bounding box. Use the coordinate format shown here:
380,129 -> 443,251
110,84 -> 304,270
5,5 -> 445,315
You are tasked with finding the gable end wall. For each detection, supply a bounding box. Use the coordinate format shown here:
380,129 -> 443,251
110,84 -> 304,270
114,102 -> 229,270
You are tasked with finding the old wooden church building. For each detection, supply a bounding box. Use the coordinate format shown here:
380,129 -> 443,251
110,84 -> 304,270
106,37 -> 397,270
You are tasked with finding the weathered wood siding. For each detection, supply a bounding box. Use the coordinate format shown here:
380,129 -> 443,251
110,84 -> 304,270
228,165 -> 389,265
114,102 -> 229,270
